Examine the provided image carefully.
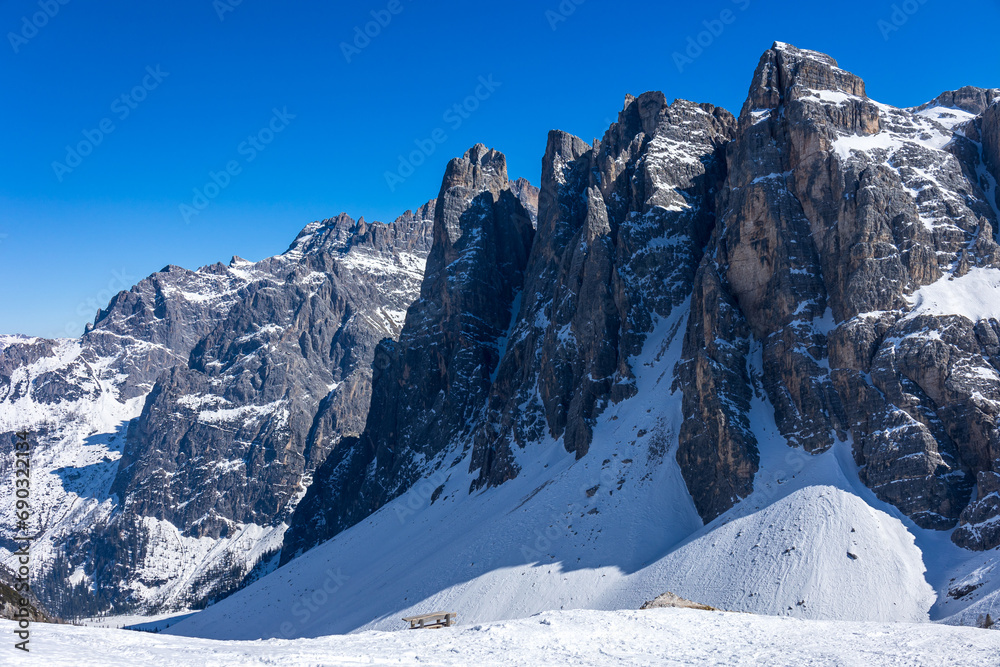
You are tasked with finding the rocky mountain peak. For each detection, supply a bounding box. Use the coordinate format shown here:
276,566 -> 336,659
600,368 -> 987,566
466,93 -> 734,487
541,130 -> 592,192
678,42 -> 1000,548
742,41 -> 867,119
1,188 -> 437,615
509,177 -> 540,225
914,86 -> 1000,116
440,143 -> 508,197
9,43 -> 1000,627
284,212 -> 364,256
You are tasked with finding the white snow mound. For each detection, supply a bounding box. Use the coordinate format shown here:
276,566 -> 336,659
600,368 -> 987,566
907,267 -> 1000,322
630,486 -> 935,622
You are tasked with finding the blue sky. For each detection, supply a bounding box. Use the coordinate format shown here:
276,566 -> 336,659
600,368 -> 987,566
2,0 -> 999,338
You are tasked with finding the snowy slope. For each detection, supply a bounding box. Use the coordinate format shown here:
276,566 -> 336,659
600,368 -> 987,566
168,305 -> 955,641
11,608 -> 1000,666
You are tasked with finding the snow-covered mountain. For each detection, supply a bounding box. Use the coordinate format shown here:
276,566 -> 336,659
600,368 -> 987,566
0,207 -> 435,617
4,42 -> 1000,636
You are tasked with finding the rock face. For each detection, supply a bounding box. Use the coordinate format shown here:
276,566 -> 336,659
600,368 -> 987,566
981,101 -> 1000,213
113,211 -> 433,539
470,94 -> 734,488
676,43 -> 1000,543
282,145 -> 534,561
0,206 -> 434,617
510,177 -> 540,224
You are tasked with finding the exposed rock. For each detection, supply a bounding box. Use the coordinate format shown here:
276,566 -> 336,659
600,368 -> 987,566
954,470 -> 1000,550
510,177 -> 540,224
675,254 -> 758,522
112,210 -> 433,540
981,102 -> 1000,212
282,145 -> 534,561
7,41 -> 1000,625
471,94 -> 734,489
287,45 -> 1000,554
640,592 -> 717,611
675,42 -> 1000,541
912,86 -> 1000,117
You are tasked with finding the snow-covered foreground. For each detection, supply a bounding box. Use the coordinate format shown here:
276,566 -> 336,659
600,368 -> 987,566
6,609 -> 1000,666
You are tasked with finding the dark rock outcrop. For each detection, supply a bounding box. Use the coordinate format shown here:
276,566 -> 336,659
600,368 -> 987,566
282,145 -> 533,561
675,43 -> 1000,539
470,94 -> 735,490
981,101 -> 1000,212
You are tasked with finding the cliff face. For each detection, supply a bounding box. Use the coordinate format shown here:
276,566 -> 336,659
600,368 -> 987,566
470,95 -> 734,488
282,145 -> 533,561
677,43 -> 1000,542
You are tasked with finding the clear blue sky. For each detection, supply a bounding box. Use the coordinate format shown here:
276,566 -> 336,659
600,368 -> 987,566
2,0 -> 999,338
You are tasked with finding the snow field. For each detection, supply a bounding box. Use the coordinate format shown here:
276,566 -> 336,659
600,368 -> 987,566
9,608 -> 1000,666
